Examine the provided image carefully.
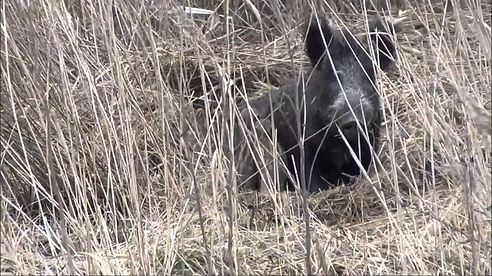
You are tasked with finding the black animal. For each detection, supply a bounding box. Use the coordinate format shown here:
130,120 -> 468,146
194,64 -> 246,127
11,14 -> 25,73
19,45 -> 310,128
235,16 -> 396,193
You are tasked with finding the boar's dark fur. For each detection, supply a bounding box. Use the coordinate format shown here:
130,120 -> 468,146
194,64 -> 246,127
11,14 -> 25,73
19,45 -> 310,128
235,16 -> 396,193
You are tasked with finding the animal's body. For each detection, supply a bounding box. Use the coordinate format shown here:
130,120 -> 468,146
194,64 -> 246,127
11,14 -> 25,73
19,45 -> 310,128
235,16 -> 396,193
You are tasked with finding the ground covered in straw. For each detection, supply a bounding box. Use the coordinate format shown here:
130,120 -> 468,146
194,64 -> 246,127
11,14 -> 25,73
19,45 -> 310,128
1,0 -> 491,275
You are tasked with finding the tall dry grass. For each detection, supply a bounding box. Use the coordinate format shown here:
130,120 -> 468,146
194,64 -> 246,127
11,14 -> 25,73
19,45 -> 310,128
1,0 -> 491,274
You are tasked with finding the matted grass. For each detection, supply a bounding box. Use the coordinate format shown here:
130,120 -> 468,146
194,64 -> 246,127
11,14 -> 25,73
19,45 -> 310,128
1,0 -> 491,274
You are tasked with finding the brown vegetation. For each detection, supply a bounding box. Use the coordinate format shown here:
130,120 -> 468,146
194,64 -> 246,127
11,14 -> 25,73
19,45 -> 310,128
1,0 -> 491,274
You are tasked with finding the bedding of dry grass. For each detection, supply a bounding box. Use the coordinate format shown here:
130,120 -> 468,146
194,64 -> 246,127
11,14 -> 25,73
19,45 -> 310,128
1,0 -> 491,274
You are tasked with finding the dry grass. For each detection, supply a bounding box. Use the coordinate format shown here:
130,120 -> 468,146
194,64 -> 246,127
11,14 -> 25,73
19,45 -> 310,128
1,0 -> 491,275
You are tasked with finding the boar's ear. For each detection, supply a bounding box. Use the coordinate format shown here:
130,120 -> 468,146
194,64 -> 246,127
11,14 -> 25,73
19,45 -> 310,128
369,18 -> 396,71
305,16 -> 334,69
